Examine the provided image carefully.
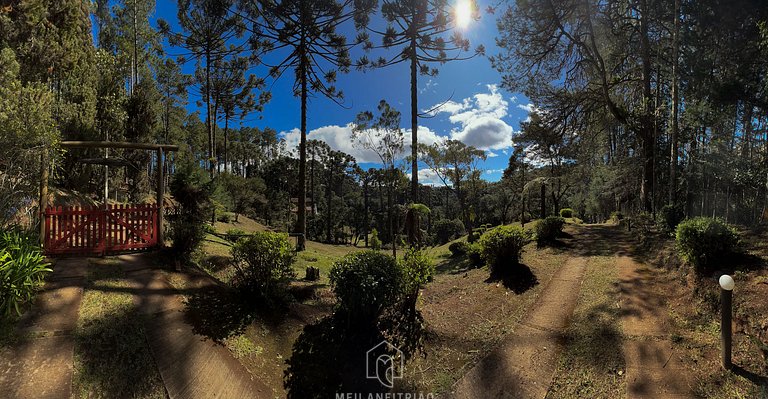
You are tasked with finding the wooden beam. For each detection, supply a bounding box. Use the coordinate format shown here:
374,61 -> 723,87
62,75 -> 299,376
60,141 -> 180,152
156,148 -> 165,247
39,151 -> 49,247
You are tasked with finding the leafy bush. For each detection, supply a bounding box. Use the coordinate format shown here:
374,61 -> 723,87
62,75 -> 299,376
231,232 -> 296,304
535,216 -> 565,244
559,208 -> 574,218
467,242 -> 484,267
479,225 -> 533,273
432,219 -> 465,245
1,229 -> 51,317
168,166 -> 213,261
329,251 -> 402,320
217,213 -> 232,223
609,211 -> 624,224
369,228 -> 382,251
675,217 -> 741,274
225,228 -> 247,243
658,204 -> 684,234
399,248 -> 434,293
449,241 -> 469,257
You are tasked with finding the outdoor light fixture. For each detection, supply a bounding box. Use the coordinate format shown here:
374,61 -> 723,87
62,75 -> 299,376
719,274 -> 734,370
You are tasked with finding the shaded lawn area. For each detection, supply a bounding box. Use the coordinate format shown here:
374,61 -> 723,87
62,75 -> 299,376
72,262 -> 166,399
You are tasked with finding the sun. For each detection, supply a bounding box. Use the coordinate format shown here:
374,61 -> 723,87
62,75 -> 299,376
455,0 -> 472,29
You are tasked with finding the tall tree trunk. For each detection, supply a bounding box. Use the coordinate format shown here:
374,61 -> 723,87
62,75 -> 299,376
669,0 -> 680,206
639,0 -> 654,213
409,35 -> 419,202
223,116 -> 229,173
540,183 -> 546,218
364,178 -> 369,248
389,168 -> 396,258
205,50 -> 214,177
296,55 -> 308,250
327,167 -> 333,243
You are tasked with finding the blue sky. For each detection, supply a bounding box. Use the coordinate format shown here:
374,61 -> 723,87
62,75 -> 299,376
147,0 -> 532,183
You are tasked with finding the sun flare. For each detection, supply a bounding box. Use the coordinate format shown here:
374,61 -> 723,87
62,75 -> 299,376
455,0 -> 472,29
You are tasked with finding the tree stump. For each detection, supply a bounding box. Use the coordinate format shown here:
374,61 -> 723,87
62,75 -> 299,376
305,267 -> 320,281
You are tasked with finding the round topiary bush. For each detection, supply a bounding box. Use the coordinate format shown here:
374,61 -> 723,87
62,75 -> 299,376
675,217 -> 741,275
231,232 -> 296,304
559,208 -> 574,218
329,251 -> 402,320
535,216 -> 565,244
467,242 -> 484,267
432,219 -> 465,245
479,225 -> 533,274
448,241 -> 469,257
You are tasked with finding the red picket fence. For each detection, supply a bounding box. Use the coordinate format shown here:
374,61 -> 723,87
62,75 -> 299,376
44,204 -> 158,256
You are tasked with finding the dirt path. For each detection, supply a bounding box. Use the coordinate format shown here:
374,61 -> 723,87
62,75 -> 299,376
0,258 -> 87,399
617,256 -> 694,399
450,257 -> 588,398
118,254 -> 272,399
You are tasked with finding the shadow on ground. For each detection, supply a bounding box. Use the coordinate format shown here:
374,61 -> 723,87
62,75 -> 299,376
74,305 -> 164,398
184,286 -> 255,342
485,264 -> 538,294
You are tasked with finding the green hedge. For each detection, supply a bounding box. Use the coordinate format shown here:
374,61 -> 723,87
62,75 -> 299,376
675,217 -> 740,274
231,232 -> 296,304
559,208 -> 574,218
536,216 -> 565,244
479,225 -> 533,273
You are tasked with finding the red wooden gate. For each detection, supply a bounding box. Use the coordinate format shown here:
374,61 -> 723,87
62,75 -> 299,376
44,204 -> 158,256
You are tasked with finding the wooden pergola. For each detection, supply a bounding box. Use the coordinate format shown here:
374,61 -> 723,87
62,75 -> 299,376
40,141 -> 180,248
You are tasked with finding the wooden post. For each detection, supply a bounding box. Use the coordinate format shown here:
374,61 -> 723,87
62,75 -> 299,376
39,150 -> 49,247
156,148 -> 164,247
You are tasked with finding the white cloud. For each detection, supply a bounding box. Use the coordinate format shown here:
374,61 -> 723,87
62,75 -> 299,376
415,168 -> 444,186
427,84 -> 516,151
280,123 -> 443,164
485,168 -> 504,174
486,151 -> 499,158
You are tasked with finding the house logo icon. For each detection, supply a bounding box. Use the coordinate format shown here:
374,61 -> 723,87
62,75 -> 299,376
365,340 -> 404,388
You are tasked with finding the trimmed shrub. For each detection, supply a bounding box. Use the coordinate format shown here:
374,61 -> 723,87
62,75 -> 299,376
467,242 -> 484,267
479,225 -> 533,273
399,248 -> 435,292
369,228 -> 382,251
225,228 -> 247,243
536,216 -> 565,244
559,208 -> 574,218
449,241 -> 469,257
329,251 -> 402,320
231,232 -> 296,304
658,204 -> 684,234
0,229 -> 51,317
675,217 -> 741,274
217,213 -> 232,223
433,219 -> 465,245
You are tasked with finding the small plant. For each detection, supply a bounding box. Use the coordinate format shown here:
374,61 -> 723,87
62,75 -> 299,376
369,228 -> 382,251
399,248 -> 434,293
231,232 -> 296,305
449,241 -> 469,257
479,225 -> 533,274
535,216 -> 565,244
0,229 -> 52,317
217,213 -> 232,223
225,228 -> 247,243
559,208 -> 574,218
609,211 -> 624,224
466,242 -> 484,267
675,217 -> 740,275
329,251 -> 402,320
